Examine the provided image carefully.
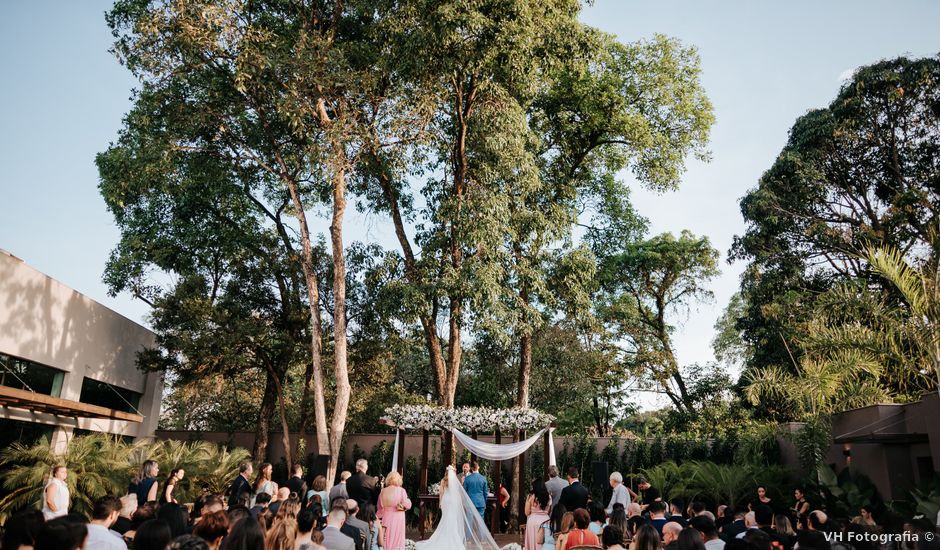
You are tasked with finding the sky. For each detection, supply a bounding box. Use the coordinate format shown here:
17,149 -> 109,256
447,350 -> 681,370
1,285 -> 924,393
1,1 -> 939,410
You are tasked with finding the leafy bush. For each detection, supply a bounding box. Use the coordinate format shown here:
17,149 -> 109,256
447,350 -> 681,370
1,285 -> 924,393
0,434 -> 250,521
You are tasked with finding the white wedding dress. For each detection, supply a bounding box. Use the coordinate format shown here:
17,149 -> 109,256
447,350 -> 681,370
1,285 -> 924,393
417,466 -> 501,550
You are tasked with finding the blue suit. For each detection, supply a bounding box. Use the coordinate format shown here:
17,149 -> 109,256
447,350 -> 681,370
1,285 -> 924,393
463,471 -> 488,517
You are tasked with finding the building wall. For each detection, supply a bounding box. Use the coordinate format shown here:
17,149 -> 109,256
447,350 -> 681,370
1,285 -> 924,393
0,249 -> 162,439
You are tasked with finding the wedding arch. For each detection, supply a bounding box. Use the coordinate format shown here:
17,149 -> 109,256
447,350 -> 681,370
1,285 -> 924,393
380,404 -> 556,536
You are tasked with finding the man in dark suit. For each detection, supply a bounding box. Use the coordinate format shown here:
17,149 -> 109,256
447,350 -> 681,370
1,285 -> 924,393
285,463 -> 307,505
558,467 -> 589,511
346,459 -> 380,508
227,461 -> 253,508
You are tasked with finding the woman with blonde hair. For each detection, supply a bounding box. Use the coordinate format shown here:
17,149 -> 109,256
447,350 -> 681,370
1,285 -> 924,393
277,497 -> 302,521
377,470 -> 411,550
267,517 -> 298,550
130,460 -> 160,506
554,511 -> 574,550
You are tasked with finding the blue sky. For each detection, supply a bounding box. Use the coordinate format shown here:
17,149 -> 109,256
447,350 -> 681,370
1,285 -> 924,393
1,1 -> 938,408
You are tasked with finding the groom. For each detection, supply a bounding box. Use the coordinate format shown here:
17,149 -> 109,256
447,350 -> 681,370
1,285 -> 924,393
462,461 -> 488,518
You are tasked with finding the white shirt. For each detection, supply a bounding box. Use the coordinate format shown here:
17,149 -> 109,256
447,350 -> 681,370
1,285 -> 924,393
606,483 -> 631,515
86,523 -> 127,550
705,539 -> 726,550
41,478 -> 69,520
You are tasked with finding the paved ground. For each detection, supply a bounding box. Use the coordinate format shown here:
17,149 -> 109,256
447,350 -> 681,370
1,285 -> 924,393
407,529 -> 523,546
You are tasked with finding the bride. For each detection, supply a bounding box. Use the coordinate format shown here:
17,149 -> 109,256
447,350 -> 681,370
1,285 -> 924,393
417,465 -> 501,550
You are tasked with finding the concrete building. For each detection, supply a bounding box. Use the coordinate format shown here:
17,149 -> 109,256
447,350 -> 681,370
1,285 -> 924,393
0,249 -> 162,451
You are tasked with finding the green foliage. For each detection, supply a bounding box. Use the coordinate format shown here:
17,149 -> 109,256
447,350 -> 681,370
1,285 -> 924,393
0,435 -> 250,521
815,465 -> 881,519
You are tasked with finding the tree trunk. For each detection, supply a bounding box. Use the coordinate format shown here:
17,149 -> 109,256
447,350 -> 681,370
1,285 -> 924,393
252,372 -> 278,461
327,160 -> 351,489
265,365 -> 293,472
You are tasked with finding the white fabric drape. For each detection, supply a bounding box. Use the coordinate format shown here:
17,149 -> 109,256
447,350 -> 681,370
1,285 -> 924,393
451,428 -> 547,461
548,427 -> 557,466
390,429 -> 401,474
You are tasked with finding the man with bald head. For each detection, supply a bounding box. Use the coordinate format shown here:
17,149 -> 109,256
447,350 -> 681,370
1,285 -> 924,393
662,522 -> 683,550
267,487 -> 291,515
343,498 -> 368,550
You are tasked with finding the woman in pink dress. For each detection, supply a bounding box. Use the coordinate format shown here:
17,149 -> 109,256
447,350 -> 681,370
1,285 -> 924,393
377,470 -> 412,550
524,479 -> 552,550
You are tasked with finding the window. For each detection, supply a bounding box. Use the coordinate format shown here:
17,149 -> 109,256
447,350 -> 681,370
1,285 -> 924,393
0,353 -> 64,396
79,377 -> 142,414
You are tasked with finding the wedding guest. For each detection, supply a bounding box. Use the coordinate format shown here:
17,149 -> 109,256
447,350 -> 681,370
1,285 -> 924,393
626,502 -> 646,538
267,517 -> 298,550
330,471 -> 351,503
525,479 -> 552,550
565,508 -> 599,549
538,504 -> 565,550
791,489 -> 809,528
133,519 -> 172,550
295,509 -> 321,550
158,503 -> 190,538
669,499 -> 688,528
347,459 -> 380,509
228,461 -> 254,508
589,501 -> 606,535
607,472 -> 631,515
193,510 -> 229,550
852,506 -> 877,528
168,535 -> 211,550
662,522 -> 683,550
376,471 -> 411,550
558,467 -> 589,512
545,466 -> 569,512
222,516 -> 266,550
603,525 -> 627,550
286,464 -> 308,505
648,501 -> 669,536
162,468 -> 185,505
42,465 -> 70,520
252,463 -> 277,506
677,527 -> 706,550
306,476 -> 329,515
606,508 -> 629,543
689,516 -> 724,550
358,503 -> 384,550
631,524 -> 662,550
130,460 -> 160,507
250,492 -> 272,519
35,517 -> 87,550
112,494 -> 137,535
86,495 -> 126,550
750,487 -> 771,512
3,509 -> 45,550
321,507 -> 355,550
344,499 -> 369,550
554,511 -> 574,550
270,487 -> 291,515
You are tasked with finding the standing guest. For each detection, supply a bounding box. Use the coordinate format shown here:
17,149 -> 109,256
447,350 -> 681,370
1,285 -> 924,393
545,466 -> 569,512
525,479 -> 552,550
498,483 -> 511,533
295,509 -> 320,550
162,469 -> 185,505
133,519 -> 173,550
252,463 -> 277,507
330,471 -> 352,503
602,525 -> 627,550
306,476 -> 330,514
462,462 -> 489,518
266,517 -> 298,550
558,467 -> 589,512
750,487 -> 772,512
669,499 -> 689,528
286,464 -> 308,505
606,472 -> 631,515
377,471 -> 411,550
565,508 -> 600,549
852,506 -> 877,528
35,516 -> 87,550
661,522 -> 683,550
3,509 -> 45,550
648,501 -> 669,536
791,489 -> 809,528
631,478 -> 661,511
86,495 -> 127,550
677,527 -> 706,550
347,459 -> 380,509
358,503 -> 384,550
193,510 -> 229,550
222,516 -> 266,550
42,465 -> 70,520
344,499 -> 369,550
607,508 -> 629,543
632,524 -> 662,550
321,507 -> 355,550
130,460 -> 160,507
228,461 -> 254,508
588,501 -> 606,536
689,516 -> 725,550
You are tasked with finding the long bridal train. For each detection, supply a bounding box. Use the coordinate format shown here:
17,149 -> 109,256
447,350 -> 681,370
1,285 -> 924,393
414,466 -> 501,550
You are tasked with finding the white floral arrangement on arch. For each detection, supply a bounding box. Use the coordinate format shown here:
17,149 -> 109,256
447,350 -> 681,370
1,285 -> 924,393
427,482 -> 441,495
384,404 -> 553,432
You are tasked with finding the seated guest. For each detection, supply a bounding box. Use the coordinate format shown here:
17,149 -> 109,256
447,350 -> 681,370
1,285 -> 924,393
225,517 -> 266,549
226,505 -> 250,526
649,501 -> 669,536
132,519 -> 172,550
744,529 -> 772,550
2,509 -> 45,550
670,499 -> 689,528
662,522 -> 683,550
690,516 -> 725,550
344,499 -> 369,550
86,495 -> 126,550
603,525 -> 627,550
689,502 -> 708,517
678,527 -> 707,550
322,506 -> 355,550
565,508 -> 599,549
795,530 -> 831,550
589,501 -> 606,535
269,487 -> 291,516
539,504 -> 566,550
35,517 -> 87,550
330,471 -> 352,503
722,508 -> 747,540
192,511 -> 228,550
632,524 -> 662,550
167,535 -> 210,550
296,509 -> 320,550
157,503 -> 189,539
250,491 -> 272,518
606,508 -> 629,543
626,502 -> 646,538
